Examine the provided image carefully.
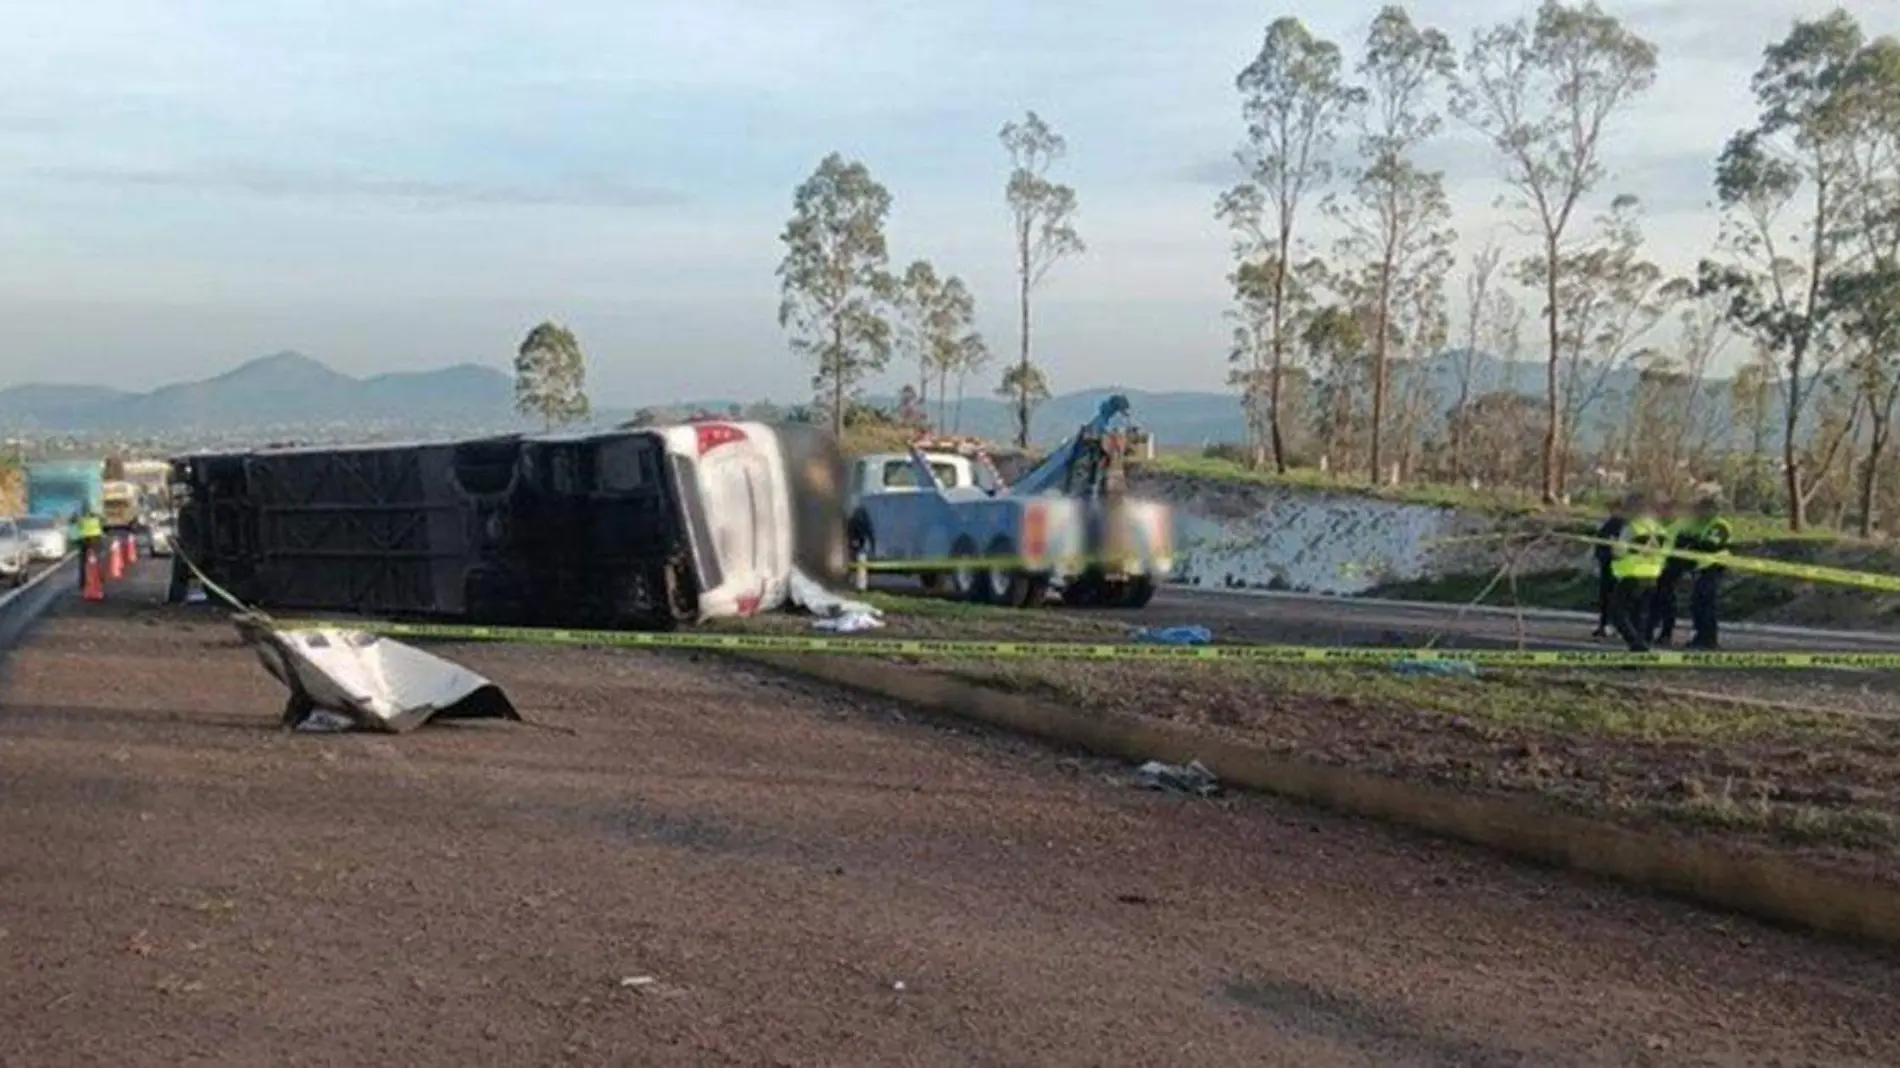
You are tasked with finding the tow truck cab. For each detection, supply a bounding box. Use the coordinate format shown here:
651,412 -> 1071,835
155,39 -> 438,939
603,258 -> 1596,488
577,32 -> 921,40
848,452 -> 980,504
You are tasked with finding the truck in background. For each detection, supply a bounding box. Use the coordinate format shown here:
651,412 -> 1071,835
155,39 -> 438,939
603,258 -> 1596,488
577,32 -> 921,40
122,459 -> 174,519
845,395 -> 1173,608
24,460 -> 104,522
101,480 -> 141,531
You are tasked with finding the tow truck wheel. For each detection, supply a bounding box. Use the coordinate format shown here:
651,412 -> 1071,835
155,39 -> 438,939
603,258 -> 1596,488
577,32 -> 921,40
949,538 -> 984,601
1115,575 -> 1157,609
847,518 -> 874,593
981,536 -> 1042,608
1060,568 -> 1107,607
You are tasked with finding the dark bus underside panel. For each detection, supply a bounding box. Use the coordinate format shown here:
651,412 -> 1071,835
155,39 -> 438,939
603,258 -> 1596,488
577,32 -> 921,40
170,431 -> 700,628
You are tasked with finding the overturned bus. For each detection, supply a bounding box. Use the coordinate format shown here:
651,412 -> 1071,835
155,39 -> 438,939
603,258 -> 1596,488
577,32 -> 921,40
166,421 -> 848,629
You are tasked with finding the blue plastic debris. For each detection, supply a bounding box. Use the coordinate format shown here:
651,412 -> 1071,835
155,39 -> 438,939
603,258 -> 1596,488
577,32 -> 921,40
1129,625 -> 1214,646
1390,658 -> 1480,679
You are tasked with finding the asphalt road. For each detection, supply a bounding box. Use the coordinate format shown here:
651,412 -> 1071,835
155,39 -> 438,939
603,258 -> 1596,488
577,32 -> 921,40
3,567 -> 1897,1066
874,577 -> 1900,653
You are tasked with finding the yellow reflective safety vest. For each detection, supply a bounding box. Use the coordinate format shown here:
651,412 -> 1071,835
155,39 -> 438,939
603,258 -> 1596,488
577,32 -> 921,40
1685,516 -> 1733,570
1610,515 -> 1666,581
78,514 -> 103,540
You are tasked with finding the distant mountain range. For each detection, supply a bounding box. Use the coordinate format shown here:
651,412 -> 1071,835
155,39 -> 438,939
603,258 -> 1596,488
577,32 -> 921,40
0,349 -> 1788,450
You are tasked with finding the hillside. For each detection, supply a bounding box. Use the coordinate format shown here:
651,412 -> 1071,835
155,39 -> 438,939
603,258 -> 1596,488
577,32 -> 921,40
0,352 -> 523,436
0,348 -> 1798,449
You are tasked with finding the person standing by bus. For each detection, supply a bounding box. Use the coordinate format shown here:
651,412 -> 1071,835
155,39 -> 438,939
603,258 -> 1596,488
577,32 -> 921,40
1680,496 -> 1733,649
1648,495 -> 1688,646
1607,496 -> 1667,652
75,509 -> 103,590
1591,494 -> 1637,639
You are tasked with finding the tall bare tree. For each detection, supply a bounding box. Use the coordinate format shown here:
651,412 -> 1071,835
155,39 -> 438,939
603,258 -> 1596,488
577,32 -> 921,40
896,260 -> 940,415
1452,0 -> 1659,504
1000,111 -> 1084,448
1449,241 -> 1521,481
995,363 -> 1051,435
1330,5 -> 1456,484
1390,266 -> 1452,481
777,153 -> 897,440
899,261 -> 989,431
514,321 -> 592,430
1218,17 -> 1362,473
1842,276 -> 1900,534
1832,35 -> 1900,534
1304,301 -> 1372,471
1729,351 -> 1779,511
1531,195 -> 1677,488
1698,11 -> 1899,530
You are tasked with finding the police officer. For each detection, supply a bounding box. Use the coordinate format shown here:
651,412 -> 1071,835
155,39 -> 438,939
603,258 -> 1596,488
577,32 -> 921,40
1591,493 -> 1638,639
1607,494 -> 1667,652
1679,496 -> 1733,649
75,509 -> 103,590
1649,495 -> 1688,646
67,512 -> 84,589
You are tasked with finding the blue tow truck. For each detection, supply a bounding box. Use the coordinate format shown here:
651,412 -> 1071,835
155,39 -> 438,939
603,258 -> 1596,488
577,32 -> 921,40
844,395 -> 1174,608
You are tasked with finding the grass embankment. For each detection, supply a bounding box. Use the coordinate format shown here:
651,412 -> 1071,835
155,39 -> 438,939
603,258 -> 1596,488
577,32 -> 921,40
1139,454 -> 1844,547
738,592 -> 1900,875
1139,454 -> 1883,621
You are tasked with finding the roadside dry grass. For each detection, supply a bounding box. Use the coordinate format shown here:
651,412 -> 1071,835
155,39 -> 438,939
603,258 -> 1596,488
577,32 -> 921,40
744,591 -> 1900,872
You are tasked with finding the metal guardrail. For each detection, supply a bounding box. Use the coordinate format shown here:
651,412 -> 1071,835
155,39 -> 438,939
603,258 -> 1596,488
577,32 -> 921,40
0,554 -> 76,660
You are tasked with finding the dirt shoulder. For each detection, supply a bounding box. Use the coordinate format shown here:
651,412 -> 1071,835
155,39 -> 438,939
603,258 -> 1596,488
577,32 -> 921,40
4,572 -> 1900,1065
758,594 -> 1900,888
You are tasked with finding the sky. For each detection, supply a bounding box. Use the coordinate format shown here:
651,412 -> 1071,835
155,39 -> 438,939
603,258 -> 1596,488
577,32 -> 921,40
2,0 -> 1898,405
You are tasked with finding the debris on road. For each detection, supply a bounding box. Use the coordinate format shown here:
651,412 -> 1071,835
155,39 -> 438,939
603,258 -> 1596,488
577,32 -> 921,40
234,613 -> 520,733
812,612 -> 885,633
1135,759 -> 1220,797
790,569 -> 885,632
292,709 -> 356,734
1129,625 -> 1213,646
1390,658 -> 1480,680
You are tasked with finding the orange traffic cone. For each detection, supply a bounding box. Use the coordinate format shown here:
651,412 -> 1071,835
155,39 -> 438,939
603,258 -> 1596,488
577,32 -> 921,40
127,535 -> 138,565
83,549 -> 104,601
107,538 -> 123,581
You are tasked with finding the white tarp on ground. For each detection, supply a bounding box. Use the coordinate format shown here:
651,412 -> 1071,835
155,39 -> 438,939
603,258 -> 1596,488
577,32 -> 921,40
233,614 -> 519,733
788,569 -> 885,632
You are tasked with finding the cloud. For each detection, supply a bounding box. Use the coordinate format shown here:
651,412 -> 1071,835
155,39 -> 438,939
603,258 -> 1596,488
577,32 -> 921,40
31,166 -> 685,210
4,0 -> 1899,398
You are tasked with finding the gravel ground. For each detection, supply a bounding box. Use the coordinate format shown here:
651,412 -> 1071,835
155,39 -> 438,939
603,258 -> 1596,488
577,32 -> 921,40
732,601 -> 1900,884
931,656 -> 1900,878
4,570 -> 1900,1066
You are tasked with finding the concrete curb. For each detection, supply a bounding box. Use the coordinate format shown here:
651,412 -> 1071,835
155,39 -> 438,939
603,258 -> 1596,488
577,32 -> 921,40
0,554 -> 75,661
742,651 -> 1900,949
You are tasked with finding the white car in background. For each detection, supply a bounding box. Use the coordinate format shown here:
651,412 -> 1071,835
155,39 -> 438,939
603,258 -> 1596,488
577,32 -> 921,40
147,516 -> 175,556
0,518 -> 30,588
16,515 -> 69,561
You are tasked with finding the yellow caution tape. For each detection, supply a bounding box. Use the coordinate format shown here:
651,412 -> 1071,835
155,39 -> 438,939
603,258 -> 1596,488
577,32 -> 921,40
176,528 -> 1900,672
1568,533 -> 1900,594
858,553 -> 1167,573
866,532 -> 1900,598
268,617 -> 1900,671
